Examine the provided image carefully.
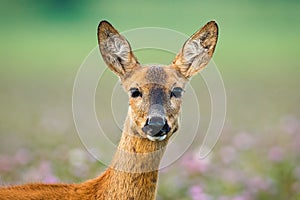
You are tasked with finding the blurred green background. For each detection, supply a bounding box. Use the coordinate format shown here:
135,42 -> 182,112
0,0 -> 300,199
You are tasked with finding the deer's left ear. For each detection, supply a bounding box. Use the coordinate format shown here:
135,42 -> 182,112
97,20 -> 139,78
172,21 -> 218,78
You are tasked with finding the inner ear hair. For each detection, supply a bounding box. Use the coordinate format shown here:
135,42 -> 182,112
173,21 -> 218,78
97,20 -> 139,77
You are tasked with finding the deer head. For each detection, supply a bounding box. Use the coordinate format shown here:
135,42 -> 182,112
97,20 -> 218,142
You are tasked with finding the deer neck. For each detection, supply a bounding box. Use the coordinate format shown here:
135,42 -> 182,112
98,117 -> 169,199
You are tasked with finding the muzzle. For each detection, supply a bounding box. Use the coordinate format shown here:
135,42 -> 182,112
142,104 -> 170,141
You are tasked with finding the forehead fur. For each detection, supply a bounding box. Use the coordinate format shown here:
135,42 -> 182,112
145,66 -> 167,84
122,65 -> 187,89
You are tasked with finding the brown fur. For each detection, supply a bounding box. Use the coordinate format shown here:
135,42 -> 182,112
0,20 -> 218,199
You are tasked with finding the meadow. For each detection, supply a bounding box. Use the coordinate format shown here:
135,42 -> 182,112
0,1 -> 299,199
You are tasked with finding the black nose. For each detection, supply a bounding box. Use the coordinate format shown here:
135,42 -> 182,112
142,116 -> 171,136
148,116 -> 165,127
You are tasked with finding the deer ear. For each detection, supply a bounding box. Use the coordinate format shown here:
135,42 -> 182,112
97,20 -> 139,78
172,21 -> 218,78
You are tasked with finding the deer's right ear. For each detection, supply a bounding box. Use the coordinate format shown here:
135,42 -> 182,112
97,20 -> 139,78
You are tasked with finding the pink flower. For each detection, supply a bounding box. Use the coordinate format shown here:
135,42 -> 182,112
189,185 -> 203,196
14,148 -> 31,165
181,152 -> 211,173
43,175 -> 59,183
0,155 -> 15,172
221,169 -> 244,185
233,132 -> 255,150
219,146 -> 237,164
246,176 -> 274,194
268,146 -> 284,162
189,185 -> 211,200
23,161 -> 59,183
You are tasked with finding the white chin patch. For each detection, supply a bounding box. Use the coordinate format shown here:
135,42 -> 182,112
146,134 -> 167,141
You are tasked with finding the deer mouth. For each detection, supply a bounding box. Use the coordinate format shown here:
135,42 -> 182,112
146,134 -> 167,142
142,117 -> 171,141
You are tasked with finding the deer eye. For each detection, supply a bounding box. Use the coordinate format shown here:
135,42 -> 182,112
129,88 -> 142,98
170,87 -> 183,98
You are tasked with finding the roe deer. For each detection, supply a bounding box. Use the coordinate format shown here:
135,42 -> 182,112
0,20 -> 218,200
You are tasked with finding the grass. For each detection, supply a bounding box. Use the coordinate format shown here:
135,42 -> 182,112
0,1 -> 300,199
